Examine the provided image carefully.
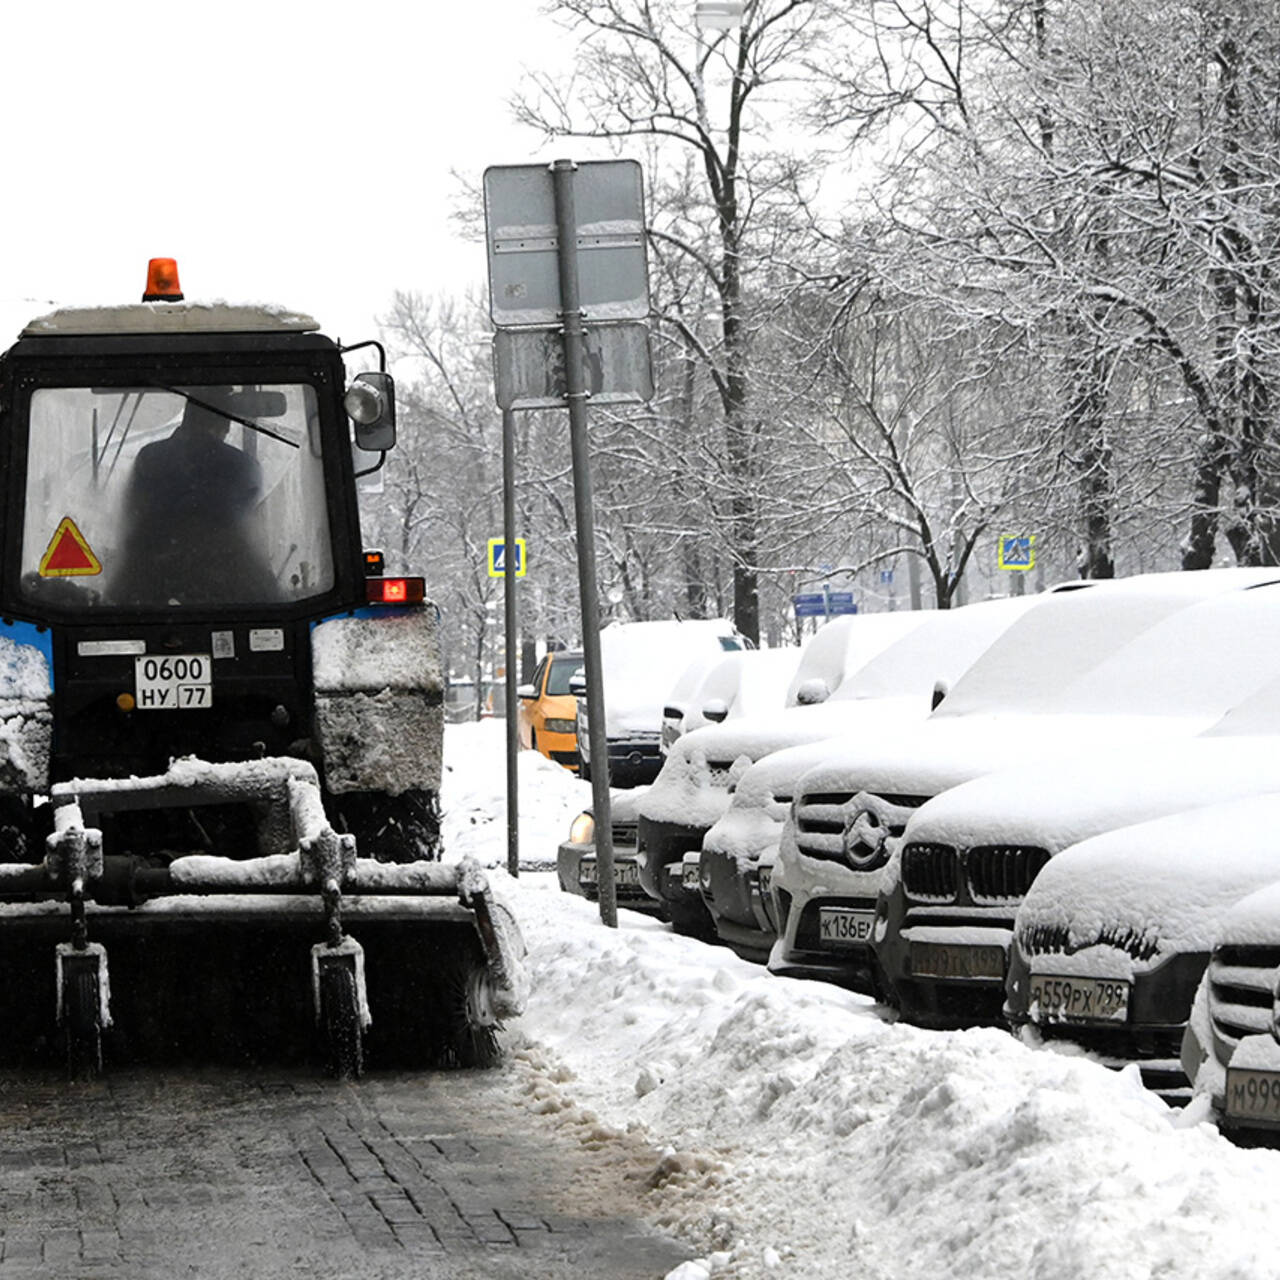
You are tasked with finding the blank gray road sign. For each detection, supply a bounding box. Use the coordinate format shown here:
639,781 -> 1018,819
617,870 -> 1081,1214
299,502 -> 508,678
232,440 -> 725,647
493,323 -> 654,410
484,160 -> 650,326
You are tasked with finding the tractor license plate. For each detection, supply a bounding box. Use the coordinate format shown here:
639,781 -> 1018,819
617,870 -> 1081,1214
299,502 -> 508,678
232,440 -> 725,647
135,654 -> 213,710
909,941 -> 1004,981
1225,1068 -> 1280,1125
578,859 -> 640,887
1029,974 -> 1130,1023
817,907 -> 874,949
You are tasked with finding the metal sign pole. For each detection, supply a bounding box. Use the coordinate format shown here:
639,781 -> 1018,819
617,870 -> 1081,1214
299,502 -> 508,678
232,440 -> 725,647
502,406 -> 520,878
552,157 -> 617,928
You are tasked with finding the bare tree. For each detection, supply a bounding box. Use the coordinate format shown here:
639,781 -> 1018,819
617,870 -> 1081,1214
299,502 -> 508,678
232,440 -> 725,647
514,0 -> 831,643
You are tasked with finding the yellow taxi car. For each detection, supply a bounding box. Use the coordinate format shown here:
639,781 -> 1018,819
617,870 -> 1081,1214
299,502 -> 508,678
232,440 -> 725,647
517,649 -> 583,771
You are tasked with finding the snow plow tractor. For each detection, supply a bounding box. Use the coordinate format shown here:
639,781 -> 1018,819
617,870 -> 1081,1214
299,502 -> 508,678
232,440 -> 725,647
0,259 -> 526,1078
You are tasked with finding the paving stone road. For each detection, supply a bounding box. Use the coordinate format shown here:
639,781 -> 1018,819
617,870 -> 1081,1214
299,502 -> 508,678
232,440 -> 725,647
0,1065 -> 693,1279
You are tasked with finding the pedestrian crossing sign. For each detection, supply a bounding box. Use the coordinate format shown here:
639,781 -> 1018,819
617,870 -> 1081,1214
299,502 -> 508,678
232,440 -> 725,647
998,536 -> 1035,571
487,538 -> 526,578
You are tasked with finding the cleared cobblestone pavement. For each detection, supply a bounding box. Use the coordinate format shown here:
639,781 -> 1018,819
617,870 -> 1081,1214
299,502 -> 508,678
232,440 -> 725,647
0,1065 -> 693,1279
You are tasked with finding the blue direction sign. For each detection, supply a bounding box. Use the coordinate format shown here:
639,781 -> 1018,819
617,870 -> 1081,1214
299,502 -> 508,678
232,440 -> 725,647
998,536 -> 1036,571
793,591 -> 858,618
487,537 -> 526,578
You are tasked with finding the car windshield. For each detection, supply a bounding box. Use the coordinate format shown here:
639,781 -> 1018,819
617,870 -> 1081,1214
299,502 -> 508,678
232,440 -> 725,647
20,383 -> 335,610
546,657 -> 581,696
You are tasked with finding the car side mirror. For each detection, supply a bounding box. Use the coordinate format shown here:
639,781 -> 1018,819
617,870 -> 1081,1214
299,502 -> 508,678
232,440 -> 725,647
702,698 -> 729,723
795,678 -> 829,706
517,683 -> 536,700
345,371 -> 397,452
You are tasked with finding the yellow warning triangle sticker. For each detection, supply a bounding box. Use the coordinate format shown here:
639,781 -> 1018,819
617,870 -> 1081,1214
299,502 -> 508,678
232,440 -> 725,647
39,516 -> 102,577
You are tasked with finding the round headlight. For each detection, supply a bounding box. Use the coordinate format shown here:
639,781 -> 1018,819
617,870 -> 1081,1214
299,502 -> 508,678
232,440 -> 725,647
344,382 -> 383,426
568,811 -> 595,845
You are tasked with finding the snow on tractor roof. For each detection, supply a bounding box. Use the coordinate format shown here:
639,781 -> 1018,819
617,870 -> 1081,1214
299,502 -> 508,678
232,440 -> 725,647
21,300 -> 321,337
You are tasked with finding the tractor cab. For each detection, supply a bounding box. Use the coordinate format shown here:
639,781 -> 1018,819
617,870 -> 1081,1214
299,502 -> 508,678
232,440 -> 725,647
0,262 -> 526,1078
0,259 -> 398,782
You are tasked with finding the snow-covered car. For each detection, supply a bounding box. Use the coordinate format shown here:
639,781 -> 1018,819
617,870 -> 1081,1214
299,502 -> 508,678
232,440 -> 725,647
696,597 -> 1044,963
576,618 -> 746,786
767,568 -> 1280,996
1183,879 -> 1280,1141
659,651 -> 723,755
1007,785 -> 1280,1103
635,611 -> 932,936
556,785 -> 661,915
877,580 -> 1280,1029
667,645 -> 803,741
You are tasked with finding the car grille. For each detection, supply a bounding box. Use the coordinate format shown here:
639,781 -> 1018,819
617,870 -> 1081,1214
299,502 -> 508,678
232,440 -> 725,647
1018,920 -> 1160,963
967,845 -> 1050,904
902,842 -> 1049,905
1208,945 -> 1280,1054
707,760 -> 735,788
793,791 -> 854,861
612,821 -> 638,846
902,842 -> 958,901
794,792 -> 927,866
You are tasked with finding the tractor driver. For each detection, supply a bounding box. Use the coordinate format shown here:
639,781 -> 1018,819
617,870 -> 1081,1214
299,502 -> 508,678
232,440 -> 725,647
113,392 -> 280,606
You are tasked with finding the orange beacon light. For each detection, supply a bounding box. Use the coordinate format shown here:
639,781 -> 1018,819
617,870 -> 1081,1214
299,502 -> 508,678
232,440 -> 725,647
142,258 -> 184,302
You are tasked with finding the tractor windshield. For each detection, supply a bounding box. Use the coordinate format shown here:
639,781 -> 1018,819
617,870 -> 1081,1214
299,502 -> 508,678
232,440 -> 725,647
19,383 -> 335,610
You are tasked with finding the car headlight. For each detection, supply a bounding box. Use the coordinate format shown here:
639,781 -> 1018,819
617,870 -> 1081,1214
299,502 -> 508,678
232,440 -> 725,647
545,718 -> 577,734
568,811 -> 595,844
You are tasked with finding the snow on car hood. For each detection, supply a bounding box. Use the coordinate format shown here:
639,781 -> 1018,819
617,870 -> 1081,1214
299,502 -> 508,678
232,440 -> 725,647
638,696 -> 924,829
788,710 -> 1207,802
1206,878 -> 1280,948
904,734 -> 1280,855
1015,791 -> 1280,960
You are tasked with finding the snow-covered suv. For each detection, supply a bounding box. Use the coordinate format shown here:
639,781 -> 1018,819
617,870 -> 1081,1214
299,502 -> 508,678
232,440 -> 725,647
696,597 -> 1041,962
1008,781 -> 1280,1103
1184,876 -> 1280,1141
879,582 -> 1280,1029
767,569 -> 1280,997
635,611 -> 929,935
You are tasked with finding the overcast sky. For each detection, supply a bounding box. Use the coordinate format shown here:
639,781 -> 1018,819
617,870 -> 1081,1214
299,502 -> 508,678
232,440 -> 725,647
0,0 -> 586,347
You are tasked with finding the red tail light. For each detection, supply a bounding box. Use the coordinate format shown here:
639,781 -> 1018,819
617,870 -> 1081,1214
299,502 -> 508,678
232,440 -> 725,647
366,576 -> 425,605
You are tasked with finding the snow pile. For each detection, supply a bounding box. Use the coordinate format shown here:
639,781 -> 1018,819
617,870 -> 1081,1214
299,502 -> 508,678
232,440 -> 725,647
443,722 -> 1280,1279
0,634 -> 52,701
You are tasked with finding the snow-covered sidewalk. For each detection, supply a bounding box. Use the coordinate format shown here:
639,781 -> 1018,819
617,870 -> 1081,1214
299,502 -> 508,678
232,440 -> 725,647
443,721 -> 1280,1280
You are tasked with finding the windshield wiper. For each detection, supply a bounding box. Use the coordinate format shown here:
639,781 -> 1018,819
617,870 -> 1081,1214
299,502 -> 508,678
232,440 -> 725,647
151,384 -> 301,449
